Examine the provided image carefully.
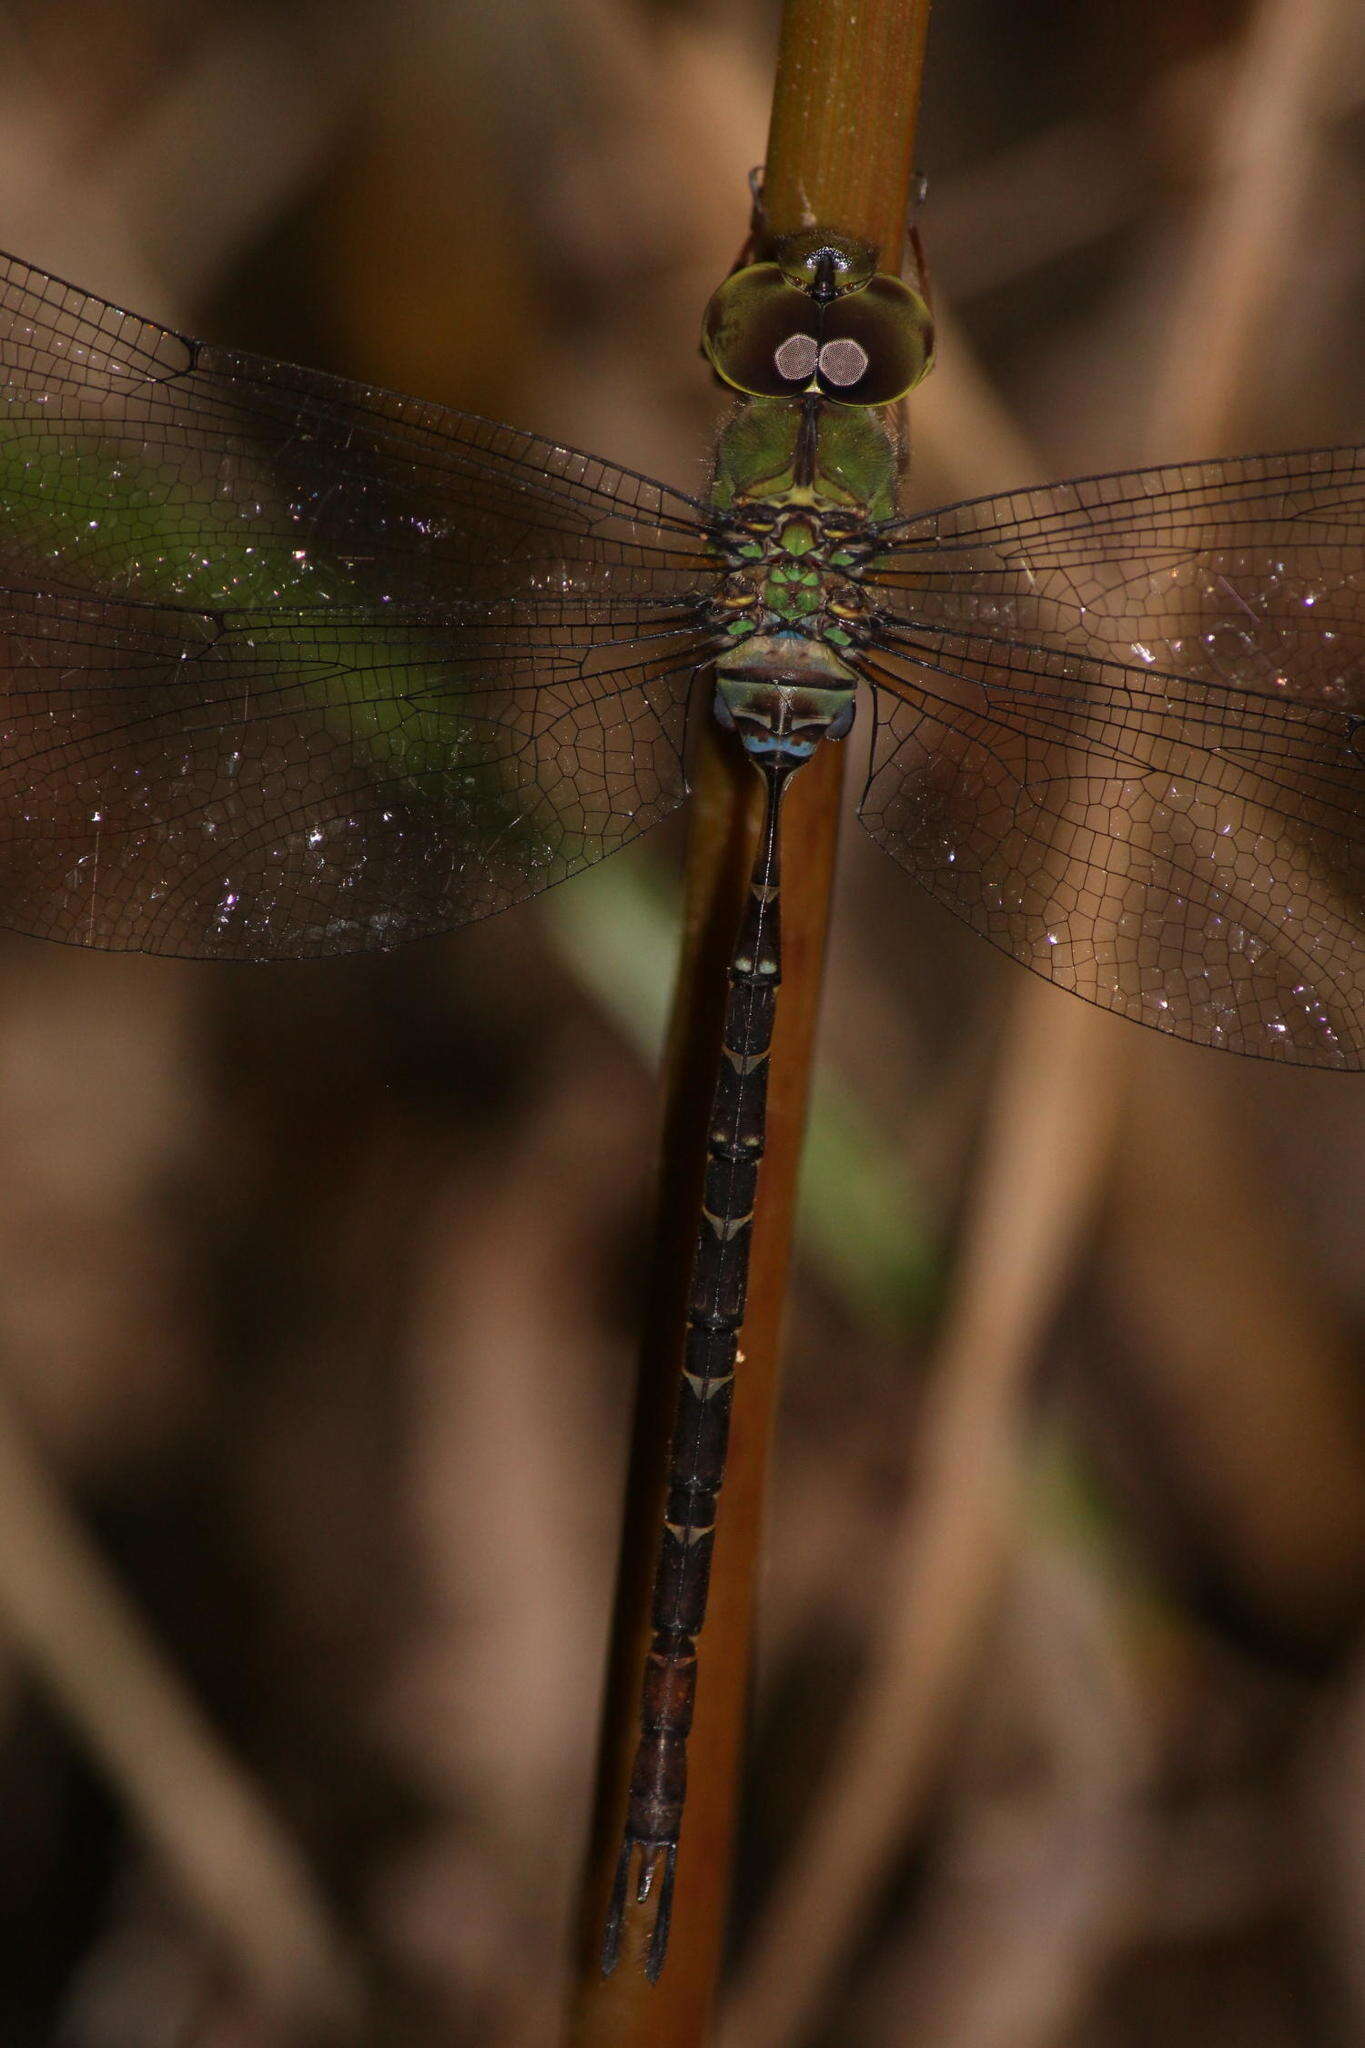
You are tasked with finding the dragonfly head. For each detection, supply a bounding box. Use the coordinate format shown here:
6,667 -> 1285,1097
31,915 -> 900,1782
702,226 -> 933,407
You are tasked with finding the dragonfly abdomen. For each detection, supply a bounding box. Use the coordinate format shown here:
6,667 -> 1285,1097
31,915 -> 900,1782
714,663 -> 856,763
604,731 -> 797,1981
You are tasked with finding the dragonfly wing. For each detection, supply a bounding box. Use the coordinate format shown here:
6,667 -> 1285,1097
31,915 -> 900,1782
0,589 -> 708,958
0,251 -> 718,956
855,449 -> 1365,1067
867,446 -> 1365,713
855,633 -> 1364,1068
0,250 -> 714,606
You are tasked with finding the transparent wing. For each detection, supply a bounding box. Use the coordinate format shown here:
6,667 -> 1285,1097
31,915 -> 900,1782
0,249 -> 714,604
0,589 -> 707,958
0,250 -> 720,956
856,632 -> 1364,1069
868,446 -> 1365,713
854,448 -> 1365,1068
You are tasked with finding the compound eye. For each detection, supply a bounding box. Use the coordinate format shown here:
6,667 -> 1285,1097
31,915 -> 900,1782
815,275 -> 935,404
702,264 -> 823,396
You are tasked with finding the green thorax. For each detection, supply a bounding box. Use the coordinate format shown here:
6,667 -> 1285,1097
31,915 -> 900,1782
709,395 -> 899,520
706,397 -> 894,661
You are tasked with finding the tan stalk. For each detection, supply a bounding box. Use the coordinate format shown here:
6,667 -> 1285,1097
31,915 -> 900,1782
564,3 -> 933,2041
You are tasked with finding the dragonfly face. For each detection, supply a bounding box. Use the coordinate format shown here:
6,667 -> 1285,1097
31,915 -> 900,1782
702,226 -> 935,405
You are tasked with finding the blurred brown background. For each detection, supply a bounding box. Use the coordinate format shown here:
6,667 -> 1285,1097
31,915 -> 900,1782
0,0 -> 1363,2043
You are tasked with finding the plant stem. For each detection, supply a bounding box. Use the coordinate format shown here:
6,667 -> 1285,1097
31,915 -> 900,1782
565,4 -> 933,2039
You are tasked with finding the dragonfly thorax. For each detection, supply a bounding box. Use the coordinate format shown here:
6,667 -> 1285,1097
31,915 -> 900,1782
709,500 -> 867,763
711,501 -> 876,655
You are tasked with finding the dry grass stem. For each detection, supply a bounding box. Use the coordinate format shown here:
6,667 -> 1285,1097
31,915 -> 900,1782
1143,0 -> 1344,455
719,989 -> 1126,2048
849,1538 -> 1153,2048
0,1377 -> 361,2031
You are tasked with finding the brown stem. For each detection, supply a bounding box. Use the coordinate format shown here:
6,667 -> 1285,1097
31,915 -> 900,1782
565,2 -> 934,2040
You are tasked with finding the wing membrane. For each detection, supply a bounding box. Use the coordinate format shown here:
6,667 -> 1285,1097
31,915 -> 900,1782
857,630 -> 1363,1068
0,250 -> 714,607
0,251 -> 720,955
0,589 -> 707,957
856,448 -> 1365,1066
868,446 -> 1365,713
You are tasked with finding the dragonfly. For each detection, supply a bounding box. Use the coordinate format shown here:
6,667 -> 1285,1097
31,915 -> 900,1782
0,226 -> 1362,1982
